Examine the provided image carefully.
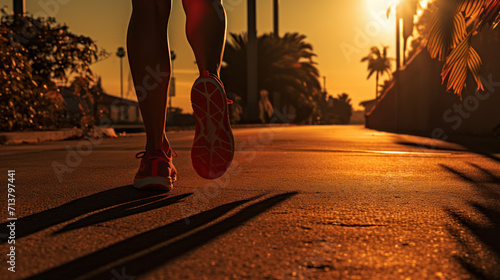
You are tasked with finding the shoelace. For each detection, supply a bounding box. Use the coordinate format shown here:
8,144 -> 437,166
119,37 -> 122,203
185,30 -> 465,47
135,148 -> 178,159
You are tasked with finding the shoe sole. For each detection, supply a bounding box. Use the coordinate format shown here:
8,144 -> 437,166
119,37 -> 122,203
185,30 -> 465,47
134,177 -> 173,191
191,76 -> 234,179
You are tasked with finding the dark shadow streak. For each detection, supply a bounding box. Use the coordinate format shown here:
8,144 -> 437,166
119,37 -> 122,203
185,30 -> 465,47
446,136 -> 500,164
396,141 -> 465,153
440,164 -> 475,183
55,193 -> 193,234
469,163 -> 500,185
397,135 -> 500,163
0,186 -> 171,244
27,192 -> 297,280
441,163 -> 500,280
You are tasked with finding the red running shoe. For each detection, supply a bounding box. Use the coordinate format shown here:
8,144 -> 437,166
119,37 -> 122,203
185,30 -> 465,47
191,71 -> 234,179
134,148 -> 177,191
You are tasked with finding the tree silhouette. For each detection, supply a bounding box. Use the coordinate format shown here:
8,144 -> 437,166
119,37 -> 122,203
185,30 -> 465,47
378,79 -> 394,97
67,76 -> 106,129
221,32 -> 322,123
0,10 -> 109,131
331,93 -> 353,124
407,5 -> 436,60
322,93 -> 353,125
1,11 -> 109,86
361,46 -> 393,99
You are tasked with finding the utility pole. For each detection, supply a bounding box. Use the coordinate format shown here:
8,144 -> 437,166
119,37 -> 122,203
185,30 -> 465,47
169,51 -> 176,111
273,0 -> 279,37
13,0 -> 25,17
246,0 -> 259,122
394,5 -> 401,131
395,7 -> 401,70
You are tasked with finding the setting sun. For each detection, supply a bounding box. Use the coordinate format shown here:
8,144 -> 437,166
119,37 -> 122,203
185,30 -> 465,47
366,0 -> 398,21
367,0 -> 430,24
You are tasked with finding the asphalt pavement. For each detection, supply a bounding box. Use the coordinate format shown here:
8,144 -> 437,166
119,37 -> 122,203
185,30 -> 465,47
0,125 -> 499,280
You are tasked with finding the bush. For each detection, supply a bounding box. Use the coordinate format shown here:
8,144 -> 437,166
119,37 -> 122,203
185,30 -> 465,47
0,33 -> 67,131
0,10 -> 109,131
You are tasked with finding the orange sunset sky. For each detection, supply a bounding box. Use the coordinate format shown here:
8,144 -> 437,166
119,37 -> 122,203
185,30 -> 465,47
1,0 -> 428,112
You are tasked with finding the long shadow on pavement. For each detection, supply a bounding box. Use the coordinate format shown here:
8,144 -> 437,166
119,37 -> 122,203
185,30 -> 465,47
396,135 -> 500,163
441,163 -> 500,280
0,186 -> 188,243
54,193 -> 192,234
27,192 -> 297,280
446,136 -> 500,163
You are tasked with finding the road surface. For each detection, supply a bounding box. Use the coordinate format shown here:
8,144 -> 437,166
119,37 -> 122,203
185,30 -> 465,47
0,125 -> 499,279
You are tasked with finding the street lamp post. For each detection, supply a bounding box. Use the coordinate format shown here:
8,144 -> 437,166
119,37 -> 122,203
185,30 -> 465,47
246,0 -> 259,122
116,47 -> 126,101
273,0 -> 279,37
394,5 -> 401,131
116,47 -> 126,121
13,0 -> 25,17
395,6 -> 401,70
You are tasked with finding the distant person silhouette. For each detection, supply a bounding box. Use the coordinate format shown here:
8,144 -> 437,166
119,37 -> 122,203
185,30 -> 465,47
127,0 -> 234,191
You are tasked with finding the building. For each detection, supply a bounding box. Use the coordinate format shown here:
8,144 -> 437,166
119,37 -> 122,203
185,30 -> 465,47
101,93 -> 142,124
61,87 -> 142,125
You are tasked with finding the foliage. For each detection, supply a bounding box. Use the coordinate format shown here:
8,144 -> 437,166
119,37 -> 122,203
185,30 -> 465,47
407,5 -> 437,60
221,32 -> 322,124
378,79 -> 395,96
361,46 -> 393,99
331,93 -> 353,124
0,10 -> 109,131
67,76 -> 107,129
0,27 -> 67,131
399,0 -> 421,64
322,93 -> 353,125
427,0 -> 500,97
1,11 -> 109,84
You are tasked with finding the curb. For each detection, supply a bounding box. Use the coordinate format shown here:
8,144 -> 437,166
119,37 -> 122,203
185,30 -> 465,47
0,127 -> 117,145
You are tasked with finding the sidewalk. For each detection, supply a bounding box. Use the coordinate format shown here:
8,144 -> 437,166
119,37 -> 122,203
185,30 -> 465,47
1,125 -> 499,279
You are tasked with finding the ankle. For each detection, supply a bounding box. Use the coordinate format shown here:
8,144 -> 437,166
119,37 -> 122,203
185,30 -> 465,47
145,140 -> 162,151
201,69 -> 219,78
162,136 -> 170,149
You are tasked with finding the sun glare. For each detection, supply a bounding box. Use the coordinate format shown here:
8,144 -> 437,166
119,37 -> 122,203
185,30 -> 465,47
367,0 -> 429,19
366,0 -> 398,20
366,0 -> 430,27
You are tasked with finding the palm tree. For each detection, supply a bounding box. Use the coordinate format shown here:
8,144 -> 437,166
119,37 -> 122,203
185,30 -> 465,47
361,46 -> 393,99
332,93 -> 353,124
427,0 -> 500,96
221,32 -> 322,123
